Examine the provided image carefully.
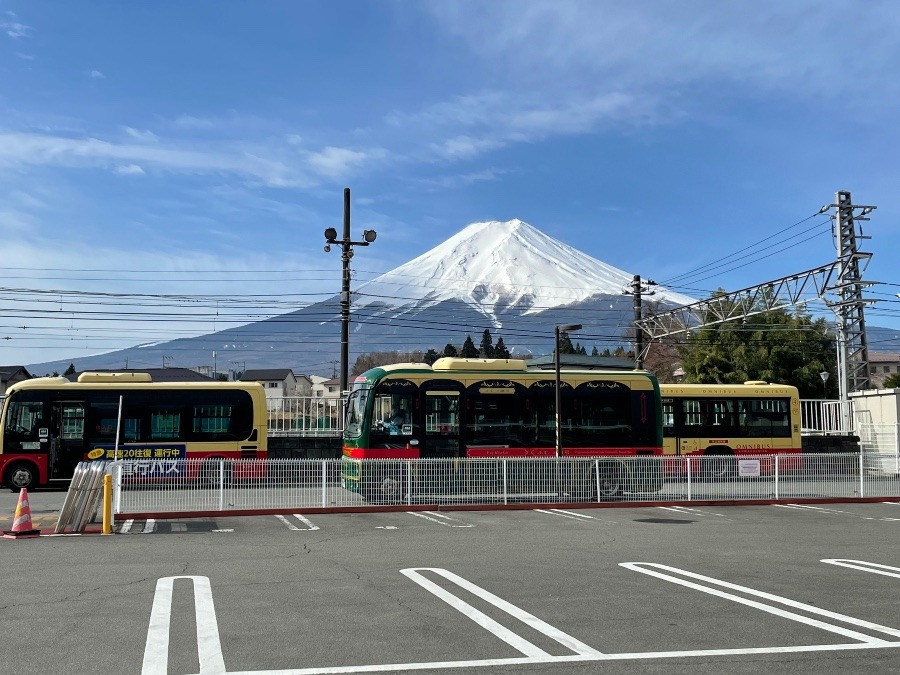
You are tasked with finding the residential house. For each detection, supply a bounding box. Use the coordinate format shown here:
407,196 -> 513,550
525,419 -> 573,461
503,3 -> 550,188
240,368 -> 302,412
0,366 -> 32,397
869,353 -> 900,389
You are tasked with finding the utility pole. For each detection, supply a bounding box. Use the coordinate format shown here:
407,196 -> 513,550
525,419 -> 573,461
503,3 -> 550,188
822,190 -> 876,399
324,188 -> 377,396
626,275 -> 655,369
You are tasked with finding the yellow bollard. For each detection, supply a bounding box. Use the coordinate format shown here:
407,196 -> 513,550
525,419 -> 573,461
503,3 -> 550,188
102,473 -> 113,535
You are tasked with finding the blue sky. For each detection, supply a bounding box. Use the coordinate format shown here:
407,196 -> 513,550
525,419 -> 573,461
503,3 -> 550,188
2,1 -> 899,367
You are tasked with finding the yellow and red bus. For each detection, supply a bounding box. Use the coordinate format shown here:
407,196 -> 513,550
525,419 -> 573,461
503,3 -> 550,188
341,357 -> 664,502
660,381 -> 802,477
0,372 -> 268,490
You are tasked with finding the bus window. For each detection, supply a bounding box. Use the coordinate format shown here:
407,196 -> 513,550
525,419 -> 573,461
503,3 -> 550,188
150,408 -> 181,440
4,400 -> 43,435
61,405 -> 85,440
371,393 -> 414,436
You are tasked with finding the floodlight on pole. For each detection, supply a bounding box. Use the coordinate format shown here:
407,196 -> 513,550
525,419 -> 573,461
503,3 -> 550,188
555,323 -> 582,459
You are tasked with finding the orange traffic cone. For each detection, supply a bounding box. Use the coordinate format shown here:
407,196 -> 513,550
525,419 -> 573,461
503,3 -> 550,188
3,488 -> 41,539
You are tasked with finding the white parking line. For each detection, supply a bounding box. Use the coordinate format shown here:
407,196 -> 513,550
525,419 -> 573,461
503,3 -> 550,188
142,576 -> 225,675
142,520 -> 156,534
621,562 -> 900,642
118,519 -> 133,534
535,508 -> 598,521
659,506 -> 728,518
822,559 -> 900,579
401,567 -> 603,657
275,514 -> 320,531
776,504 -> 886,520
407,512 -> 474,528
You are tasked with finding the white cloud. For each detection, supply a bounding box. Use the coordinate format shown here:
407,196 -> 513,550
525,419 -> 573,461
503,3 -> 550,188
89,70 -> 106,79
114,164 -> 145,175
305,146 -> 374,178
421,1 -> 900,101
15,52 -> 34,60
417,168 -> 508,189
123,127 -> 158,142
1,21 -> 31,39
0,130 -> 316,188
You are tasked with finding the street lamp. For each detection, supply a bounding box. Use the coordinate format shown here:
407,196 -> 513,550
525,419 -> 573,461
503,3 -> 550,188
819,371 -> 830,399
324,188 -> 377,395
555,323 -> 582,458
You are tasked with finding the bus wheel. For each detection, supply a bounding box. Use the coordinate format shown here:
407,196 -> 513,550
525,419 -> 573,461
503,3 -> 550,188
5,462 -> 38,491
367,466 -> 404,504
596,463 -> 624,500
703,451 -> 735,480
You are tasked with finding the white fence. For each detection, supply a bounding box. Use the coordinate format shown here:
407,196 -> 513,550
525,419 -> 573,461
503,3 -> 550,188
109,453 -> 900,517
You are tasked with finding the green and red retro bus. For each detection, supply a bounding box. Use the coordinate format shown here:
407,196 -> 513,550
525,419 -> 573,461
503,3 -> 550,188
341,357 -> 664,503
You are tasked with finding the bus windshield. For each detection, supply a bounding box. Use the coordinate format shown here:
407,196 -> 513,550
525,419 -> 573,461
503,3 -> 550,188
344,385 -> 370,438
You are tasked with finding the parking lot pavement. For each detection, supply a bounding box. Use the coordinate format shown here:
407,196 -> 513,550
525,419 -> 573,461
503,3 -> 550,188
1,502 -> 898,674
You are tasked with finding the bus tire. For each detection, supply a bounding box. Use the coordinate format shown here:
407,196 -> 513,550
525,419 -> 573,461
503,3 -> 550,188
703,449 -> 735,480
595,462 -> 624,500
366,466 -> 404,505
5,461 -> 38,491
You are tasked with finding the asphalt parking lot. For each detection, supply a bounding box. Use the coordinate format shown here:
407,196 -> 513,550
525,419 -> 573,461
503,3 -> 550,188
1,492 -> 898,675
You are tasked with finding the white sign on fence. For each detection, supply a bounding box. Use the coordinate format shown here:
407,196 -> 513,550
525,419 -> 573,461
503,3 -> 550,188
738,459 -> 761,477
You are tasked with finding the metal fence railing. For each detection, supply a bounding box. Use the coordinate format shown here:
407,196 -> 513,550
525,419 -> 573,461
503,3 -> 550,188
800,399 -> 855,435
110,453 -> 900,516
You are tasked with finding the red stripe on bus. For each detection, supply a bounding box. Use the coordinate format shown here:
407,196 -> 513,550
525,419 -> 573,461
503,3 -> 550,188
343,448 -> 421,459
465,447 -> 662,458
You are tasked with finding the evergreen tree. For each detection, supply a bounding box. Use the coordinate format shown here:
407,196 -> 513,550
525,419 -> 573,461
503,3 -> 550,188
884,372 -> 900,389
558,331 -> 576,355
677,298 -> 837,398
494,337 -> 511,359
424,348 -> 440,365
63,363 -> 76,376
479,329 -> 494,358
460,335 -> 478,358
591,346 -> 599,356
442,343 -> 459,357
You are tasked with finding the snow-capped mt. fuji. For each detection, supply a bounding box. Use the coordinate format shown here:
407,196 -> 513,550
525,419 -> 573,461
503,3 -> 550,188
354,219 -> 693,323
29,219 -> 700,377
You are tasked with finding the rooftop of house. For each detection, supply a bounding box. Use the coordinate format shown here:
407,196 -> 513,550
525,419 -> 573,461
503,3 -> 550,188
240,368 -> 296,382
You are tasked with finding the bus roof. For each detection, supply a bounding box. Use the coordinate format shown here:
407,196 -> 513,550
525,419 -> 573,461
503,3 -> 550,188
356,358 -> 658,385
660,382 -> 798,396
6,376 -> 265,394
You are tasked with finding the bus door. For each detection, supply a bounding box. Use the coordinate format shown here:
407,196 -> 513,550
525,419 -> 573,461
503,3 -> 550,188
419,383 -> 463,458
49,402 -> 87,480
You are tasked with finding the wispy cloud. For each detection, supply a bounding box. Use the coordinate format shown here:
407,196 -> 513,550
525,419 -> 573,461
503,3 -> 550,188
123,127 -> 157,143
395,91 -> 658,163
416,167 -> 509,189
0,130 -> 385,187
15,52 -> 34,60
114,164 -> 145,175
422,1 -> 900,100
89,69 -> 105,79
1,21 -> 31,39
305,146 -> 381,178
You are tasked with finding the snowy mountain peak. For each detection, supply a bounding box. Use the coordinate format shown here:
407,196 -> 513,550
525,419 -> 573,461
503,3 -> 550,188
354,219 -> 693,323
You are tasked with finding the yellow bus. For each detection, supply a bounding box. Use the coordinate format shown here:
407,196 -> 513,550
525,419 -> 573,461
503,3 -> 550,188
0,372 -> 268,490
660,381 -> 802,477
